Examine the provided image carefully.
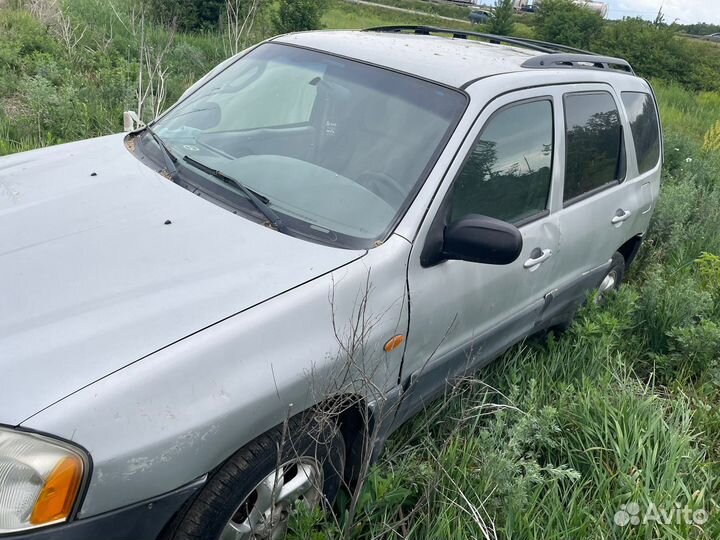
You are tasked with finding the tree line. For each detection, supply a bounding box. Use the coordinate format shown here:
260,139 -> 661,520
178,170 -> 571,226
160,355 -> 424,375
487,0 -> 720,93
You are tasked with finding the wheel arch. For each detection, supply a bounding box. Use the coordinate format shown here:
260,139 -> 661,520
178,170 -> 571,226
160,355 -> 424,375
159,392 -> 385,540
313,394 -> 376,488
617,234 -> 643,271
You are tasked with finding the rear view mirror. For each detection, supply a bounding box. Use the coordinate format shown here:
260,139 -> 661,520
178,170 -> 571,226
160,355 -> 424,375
442,215 -> 523,265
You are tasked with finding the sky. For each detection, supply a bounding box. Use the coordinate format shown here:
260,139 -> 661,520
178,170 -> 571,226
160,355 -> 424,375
605,0 -> 720,25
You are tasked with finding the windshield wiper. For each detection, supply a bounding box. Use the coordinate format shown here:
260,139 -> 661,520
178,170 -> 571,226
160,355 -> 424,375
141,125 -> 179,181
182,155 -> 287,233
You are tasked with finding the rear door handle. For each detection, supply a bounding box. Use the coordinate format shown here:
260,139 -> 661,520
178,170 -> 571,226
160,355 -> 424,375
611,209 -> 632,225
524,248 -> 552,271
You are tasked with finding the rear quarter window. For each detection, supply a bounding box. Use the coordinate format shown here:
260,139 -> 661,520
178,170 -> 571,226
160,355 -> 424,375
621,92 -> 661,174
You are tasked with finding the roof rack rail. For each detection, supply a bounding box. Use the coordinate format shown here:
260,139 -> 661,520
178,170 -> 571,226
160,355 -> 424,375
363,25 -> 594,55
364,26 -> 635,75
522,54 -> 635,74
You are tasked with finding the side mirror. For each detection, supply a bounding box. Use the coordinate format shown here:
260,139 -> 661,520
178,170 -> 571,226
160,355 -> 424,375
123,111 -> 143,132
442,214 -> 523,265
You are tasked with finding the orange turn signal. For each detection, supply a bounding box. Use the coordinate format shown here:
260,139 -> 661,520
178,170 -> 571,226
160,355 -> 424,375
384,335 -> 405,352
30,455 -> 83,525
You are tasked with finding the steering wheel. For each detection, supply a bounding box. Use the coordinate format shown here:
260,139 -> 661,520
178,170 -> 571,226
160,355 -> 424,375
356,171 -> 406,208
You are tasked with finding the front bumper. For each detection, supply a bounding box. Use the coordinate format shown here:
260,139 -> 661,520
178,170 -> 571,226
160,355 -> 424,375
2,476 -> 205,540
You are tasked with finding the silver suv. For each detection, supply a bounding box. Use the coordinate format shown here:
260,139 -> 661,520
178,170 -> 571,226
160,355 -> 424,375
0,26 -> 661,540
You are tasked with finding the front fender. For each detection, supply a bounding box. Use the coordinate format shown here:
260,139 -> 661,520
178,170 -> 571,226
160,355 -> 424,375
21,235 -> 410,518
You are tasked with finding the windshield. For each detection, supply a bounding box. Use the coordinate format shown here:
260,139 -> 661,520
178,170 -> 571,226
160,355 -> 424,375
151,43 -> 466,248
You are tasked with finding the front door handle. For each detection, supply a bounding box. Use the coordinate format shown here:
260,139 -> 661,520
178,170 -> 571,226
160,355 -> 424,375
611,209 -> 632,225
524,248 -> 553,271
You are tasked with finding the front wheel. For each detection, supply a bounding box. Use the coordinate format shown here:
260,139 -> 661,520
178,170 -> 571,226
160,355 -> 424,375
168,414 -> 346,540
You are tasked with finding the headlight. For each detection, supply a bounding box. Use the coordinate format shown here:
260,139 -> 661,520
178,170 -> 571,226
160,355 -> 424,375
0,427 -> 87,533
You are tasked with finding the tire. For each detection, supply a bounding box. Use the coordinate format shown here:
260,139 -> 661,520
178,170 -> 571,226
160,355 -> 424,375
550,251 -> 626,332
166,414 -> 346,540
595,251 -> 625,304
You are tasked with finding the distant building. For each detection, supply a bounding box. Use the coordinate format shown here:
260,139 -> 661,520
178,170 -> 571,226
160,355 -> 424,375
456,0 -> 608,16
573,0 -> 609,18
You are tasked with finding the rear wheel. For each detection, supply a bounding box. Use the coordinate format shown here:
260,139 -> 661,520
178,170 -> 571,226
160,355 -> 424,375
550,251 -> 626,332
168,415 -> 345,540
595,252 -> 625,304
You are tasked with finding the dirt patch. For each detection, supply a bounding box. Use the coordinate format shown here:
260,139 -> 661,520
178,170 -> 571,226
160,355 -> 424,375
27,0 -> 61,26
1,95 -> 32,121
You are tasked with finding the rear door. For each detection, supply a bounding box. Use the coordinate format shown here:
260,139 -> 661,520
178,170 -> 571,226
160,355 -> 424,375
397,89 -> 563,419
540,84 -> 648,322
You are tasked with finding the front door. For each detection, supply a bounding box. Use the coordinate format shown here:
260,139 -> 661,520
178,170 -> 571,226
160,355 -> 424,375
397,90 -> 564,419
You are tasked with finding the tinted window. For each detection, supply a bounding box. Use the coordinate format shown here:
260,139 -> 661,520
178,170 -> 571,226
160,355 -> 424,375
563,92 -> 624,203
622,92 -> 661,174
450,100 -> 553,225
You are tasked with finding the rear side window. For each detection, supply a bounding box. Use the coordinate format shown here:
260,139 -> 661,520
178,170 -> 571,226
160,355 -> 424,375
622,92 -> 661,174
563,92 -> 625,204
450,99 -> 553,225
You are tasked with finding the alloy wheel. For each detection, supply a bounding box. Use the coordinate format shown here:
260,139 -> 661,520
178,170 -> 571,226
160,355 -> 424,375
595,269 -> 618,304
219,457 -> 324,540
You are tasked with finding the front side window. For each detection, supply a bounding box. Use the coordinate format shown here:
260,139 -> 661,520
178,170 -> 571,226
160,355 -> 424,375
563,92 -> 625,204
450,99 -> 554,225
622,92 -> 661,174
147,43 -> 467,248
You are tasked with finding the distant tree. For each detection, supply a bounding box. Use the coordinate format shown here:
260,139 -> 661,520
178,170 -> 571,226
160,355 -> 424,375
224,0 -> 267,55
274,0 -> 328,34
679,22 -> 720,36
146,0 -> 226,32
534,0 -> 604,49
593,15 -> 720,92
487,0 -> 514,36
652,8 -> 665,26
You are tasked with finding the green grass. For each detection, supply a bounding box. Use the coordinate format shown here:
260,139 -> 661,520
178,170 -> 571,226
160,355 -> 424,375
322,0 -> 536,36
654,81 -> 720,141
353,0 -> 473,20
323,0 -> 474,30
1,1 -> 720,538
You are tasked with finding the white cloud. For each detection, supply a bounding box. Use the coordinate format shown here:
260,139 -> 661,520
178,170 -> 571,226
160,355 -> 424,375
607,0 -> 720,25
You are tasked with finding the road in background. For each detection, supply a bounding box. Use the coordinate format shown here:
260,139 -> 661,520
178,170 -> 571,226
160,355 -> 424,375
344,0 -> 470,25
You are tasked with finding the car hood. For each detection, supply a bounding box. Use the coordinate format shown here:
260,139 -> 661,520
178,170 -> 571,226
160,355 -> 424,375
0,134 -> 364,425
